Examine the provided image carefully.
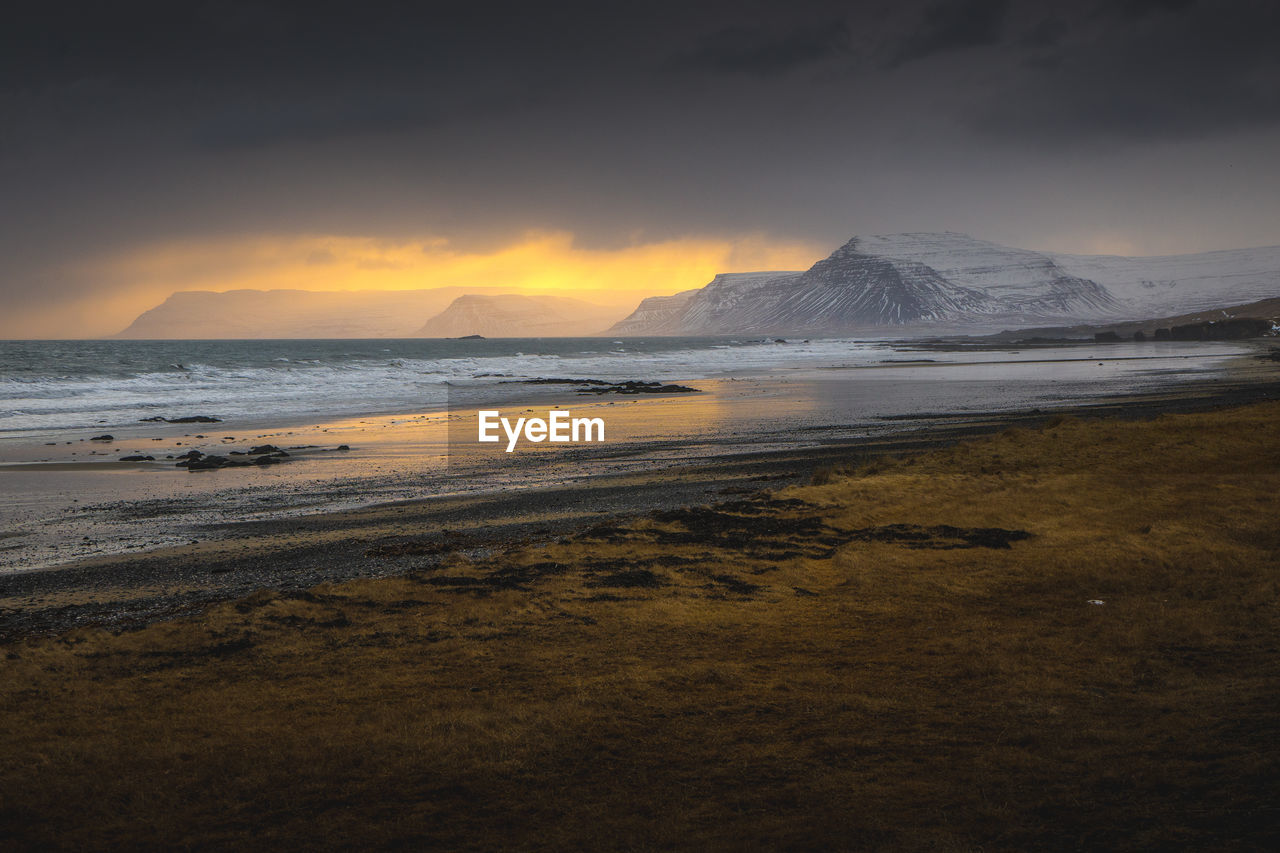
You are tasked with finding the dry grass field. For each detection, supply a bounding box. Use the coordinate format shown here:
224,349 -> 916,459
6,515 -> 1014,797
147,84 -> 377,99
3,402 -> 1279,850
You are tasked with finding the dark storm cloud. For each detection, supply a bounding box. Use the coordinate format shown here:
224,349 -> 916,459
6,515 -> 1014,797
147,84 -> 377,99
1116,0 -> 1199,18
0,2 -> 526,88
9,0 -> 1277,155
0,0 -> 622,151
885,0 -> 1009,67
673,20 -> 851,74
191,88 -> 526,150
973,0 -> 1280,142
4,0 -> 1280,336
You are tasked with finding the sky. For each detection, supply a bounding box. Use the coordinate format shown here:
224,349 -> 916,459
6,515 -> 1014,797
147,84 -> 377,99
3,0 -> 1280,337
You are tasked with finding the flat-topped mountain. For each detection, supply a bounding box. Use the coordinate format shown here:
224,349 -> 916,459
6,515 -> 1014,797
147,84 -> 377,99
609,232 -> 1280,335
413,294 -> 622,338
116,288 -> 503,339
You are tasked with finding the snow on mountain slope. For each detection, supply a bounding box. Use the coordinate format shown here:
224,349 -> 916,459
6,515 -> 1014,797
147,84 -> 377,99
607,273 -> 802,335
607,289 -> 701,335
853,233 -> 1121,319
707,245 -> 990,331
1050,245 -> 1280,317
676,272 -> 804,332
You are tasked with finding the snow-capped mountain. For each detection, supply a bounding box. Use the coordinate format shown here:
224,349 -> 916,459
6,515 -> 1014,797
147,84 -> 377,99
608,232 -> 1280,335
413,294 -> 622,338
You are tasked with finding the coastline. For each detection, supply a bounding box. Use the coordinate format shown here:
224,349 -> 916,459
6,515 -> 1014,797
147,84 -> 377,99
0,338 -> 1266,576
3,352 -> 1277,639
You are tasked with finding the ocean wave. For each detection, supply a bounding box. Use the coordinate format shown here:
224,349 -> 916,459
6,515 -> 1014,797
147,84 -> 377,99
0,338 -> 890,432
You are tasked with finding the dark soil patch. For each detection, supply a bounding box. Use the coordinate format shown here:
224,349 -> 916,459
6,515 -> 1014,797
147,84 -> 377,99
266,612 -> 353,629
846,524 -> 1032,549
416,561 -> 571,594
140,636 -> 255,668
707,574 -> 760,595
367,532 -> 482,558
647,507 -> 848,558
586,569 -> 664,589
588,502 -> 1031,558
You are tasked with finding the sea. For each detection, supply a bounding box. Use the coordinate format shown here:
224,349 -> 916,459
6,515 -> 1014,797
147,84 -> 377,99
0,337 -> 884,434
0,336 -> 1249,436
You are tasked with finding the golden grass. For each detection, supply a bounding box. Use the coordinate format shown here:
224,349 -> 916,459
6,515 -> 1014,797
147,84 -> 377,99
3,403 -> 1280,850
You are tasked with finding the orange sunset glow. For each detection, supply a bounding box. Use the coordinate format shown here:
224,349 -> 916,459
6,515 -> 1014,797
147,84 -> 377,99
12,232 -> 824,339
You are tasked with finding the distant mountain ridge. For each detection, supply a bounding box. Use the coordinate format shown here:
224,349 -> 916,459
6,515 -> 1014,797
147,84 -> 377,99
116,288 -> 625,339
413,294 -> 622,337
117,233 -> 1280,339
115,288 -> 504,339
609,232 -> 1280,335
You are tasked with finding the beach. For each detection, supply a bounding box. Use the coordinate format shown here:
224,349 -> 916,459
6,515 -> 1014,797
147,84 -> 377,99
2,391 -> 1278,849
2,338 -> 1278,638
0,337 -> 1265,578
